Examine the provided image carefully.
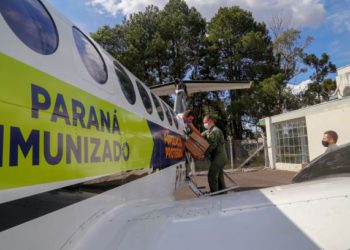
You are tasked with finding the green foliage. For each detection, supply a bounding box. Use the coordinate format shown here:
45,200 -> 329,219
207,6 -> 274,81
323,78 -> 336,92
242,74 -> 300,121
301,53 -> 337,105
158,0 -> 206,81
91,2 -> 336,140
273,29 -> 313,81
303,53 -> 337,84
91,25 -> 125,58
205,6 -> 276,139
121,6 -> 165,85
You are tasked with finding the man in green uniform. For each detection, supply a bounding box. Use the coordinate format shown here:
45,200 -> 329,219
201,115 -> 227,193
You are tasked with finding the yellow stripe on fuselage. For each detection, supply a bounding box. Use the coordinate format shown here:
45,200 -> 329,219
0,53 -> 154,190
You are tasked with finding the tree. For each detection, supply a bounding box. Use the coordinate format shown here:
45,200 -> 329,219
158,0 -> 206,82
304,53 -> 337,84
273,29 -> 313,81
91,7 -> 165,86
241,73 -> 301,129
90,3 -> 335,140
206,6 -> 275,139
322,78 -> 337,100
91,0 -> 207,87
302,53 -> 337,104
120,6 -> 166,85
91,24 -> 126,58
207,6 -> 273,81
269,12 -> 292,40
268,11 -> 313,82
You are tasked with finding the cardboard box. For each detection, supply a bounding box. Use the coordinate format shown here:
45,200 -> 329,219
185,132 -> 209,160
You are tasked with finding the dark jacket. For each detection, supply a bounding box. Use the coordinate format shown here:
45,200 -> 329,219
202,126 -> 227,164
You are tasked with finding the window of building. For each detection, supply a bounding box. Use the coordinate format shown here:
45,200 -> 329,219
114,61 -> 136,105
162,102 -> 173,126
136,80 -> 152,114
274,118 -> 309,164
151,93 -> 164,121
73,27 -> 107,84
0,0 -> 58,55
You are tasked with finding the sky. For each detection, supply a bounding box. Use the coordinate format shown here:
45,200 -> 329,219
47,0 -> 350,85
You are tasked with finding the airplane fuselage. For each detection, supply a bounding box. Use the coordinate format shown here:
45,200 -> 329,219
0,0 -> 186,202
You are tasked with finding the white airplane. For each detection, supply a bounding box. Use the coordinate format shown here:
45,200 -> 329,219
0,1 -> 350,249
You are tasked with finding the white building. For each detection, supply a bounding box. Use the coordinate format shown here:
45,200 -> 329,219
264,65 -> 350,171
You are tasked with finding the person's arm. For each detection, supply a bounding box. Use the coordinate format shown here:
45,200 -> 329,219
188,123 -> 201,135
183,114 -> 201,136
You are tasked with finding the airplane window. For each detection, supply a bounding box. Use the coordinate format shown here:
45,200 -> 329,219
136,80 -> 153,114
0,0 -> 58,55
72,27 -> 107,84
170,109 -> 179,129
151,93 -> 164,121
162,102 -> 173,126
114,61 -> 136,105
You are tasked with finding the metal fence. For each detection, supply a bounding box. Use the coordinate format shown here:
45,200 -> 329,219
193,137 -> 268,172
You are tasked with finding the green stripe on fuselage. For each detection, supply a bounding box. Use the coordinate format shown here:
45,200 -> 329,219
0,53 -> 154,190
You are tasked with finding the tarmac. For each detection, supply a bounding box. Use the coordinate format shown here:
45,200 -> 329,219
175,168 -> 297,200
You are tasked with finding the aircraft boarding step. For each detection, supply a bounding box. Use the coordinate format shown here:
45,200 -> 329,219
187,171 -> 240,197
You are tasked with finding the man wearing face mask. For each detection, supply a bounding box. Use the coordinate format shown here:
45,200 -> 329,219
201,114 -> 227,193
322,130 -> 339,153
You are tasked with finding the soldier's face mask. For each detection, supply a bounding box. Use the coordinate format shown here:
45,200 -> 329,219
204,123 -> 210,129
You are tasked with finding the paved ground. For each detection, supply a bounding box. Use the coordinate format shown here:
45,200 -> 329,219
175,168 -> 297,200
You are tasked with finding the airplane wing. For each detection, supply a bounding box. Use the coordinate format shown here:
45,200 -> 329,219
150,80 -> 251,96
4,144 -> 350,249
2,174 -> 350,250
2,143 -> 350,250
